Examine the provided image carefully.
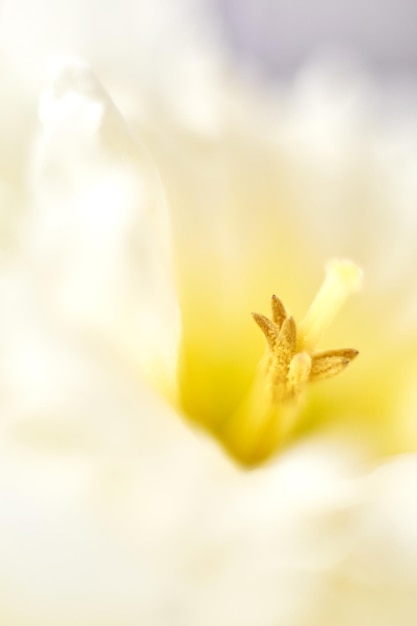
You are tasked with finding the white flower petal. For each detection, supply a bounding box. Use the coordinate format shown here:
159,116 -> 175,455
29,61 -> 180,394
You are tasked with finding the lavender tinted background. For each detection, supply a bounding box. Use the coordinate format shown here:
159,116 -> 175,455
213,0 -> 417,78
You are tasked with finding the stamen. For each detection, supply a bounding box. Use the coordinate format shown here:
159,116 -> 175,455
297,259 -> 363,352
310,348 -> 359,381
271,294 -> 287,328
288,352 -> 312,395
224,259 -> 362,466
251,312 -> 279,349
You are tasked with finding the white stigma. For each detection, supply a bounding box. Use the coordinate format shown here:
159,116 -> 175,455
297,259 -> 363,351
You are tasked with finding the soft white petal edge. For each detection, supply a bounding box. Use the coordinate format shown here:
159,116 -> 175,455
29,60 -> 180,395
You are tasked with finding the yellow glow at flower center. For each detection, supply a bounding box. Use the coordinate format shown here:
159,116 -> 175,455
179,260 -> 362,467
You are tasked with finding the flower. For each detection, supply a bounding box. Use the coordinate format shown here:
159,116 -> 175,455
1,2 -> 417,625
